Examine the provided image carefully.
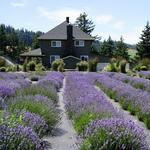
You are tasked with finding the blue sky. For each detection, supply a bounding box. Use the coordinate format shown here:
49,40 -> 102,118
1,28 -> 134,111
0,0 -> 149,44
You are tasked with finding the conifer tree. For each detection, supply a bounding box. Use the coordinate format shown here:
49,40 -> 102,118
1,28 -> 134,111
137,21 -> 150,58
74,12 -> 95,35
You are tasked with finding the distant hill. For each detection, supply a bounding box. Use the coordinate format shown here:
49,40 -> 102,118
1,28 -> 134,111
126,43 -> 136,50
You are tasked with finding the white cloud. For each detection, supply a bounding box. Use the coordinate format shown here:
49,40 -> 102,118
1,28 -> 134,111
10,0 -> 27,7
37,7 -> 84,23
123,26 -> 143,44
95,15 -> 113,24
113,21 -> 125,30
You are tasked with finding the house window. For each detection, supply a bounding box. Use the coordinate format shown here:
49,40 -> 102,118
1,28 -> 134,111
80,55 -> 89,61
74,40 -> 85,47
50,55 -> 60,64
51,41 -> 61,47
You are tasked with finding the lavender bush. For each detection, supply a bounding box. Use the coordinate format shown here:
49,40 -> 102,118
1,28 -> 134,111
64,72 -> 148,149
0,124 -> 44,150
81,118 -> 148,150
139,71 -> 150,79
104,72 -> 150,92
96,73 -> 150,129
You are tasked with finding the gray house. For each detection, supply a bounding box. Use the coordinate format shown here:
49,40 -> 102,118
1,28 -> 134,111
21,17 -> 94,69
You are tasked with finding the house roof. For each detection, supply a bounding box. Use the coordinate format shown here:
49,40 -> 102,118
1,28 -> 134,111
38,21 -> 94,40
20,48 -> 44,57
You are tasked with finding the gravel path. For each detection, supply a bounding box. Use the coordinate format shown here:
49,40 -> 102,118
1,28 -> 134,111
44,78 -> 78,150
95,86 -> 150,148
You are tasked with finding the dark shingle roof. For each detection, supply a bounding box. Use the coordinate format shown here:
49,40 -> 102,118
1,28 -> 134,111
38,21 -> 94,40
20,48 -> 44,56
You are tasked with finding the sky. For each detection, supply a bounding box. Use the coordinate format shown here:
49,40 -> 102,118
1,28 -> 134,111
0,0 -> 149,44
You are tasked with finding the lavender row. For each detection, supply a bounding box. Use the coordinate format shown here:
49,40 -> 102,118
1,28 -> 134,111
0,72 -> 64,150
96,73 -> 150,129
64,72 -> 148,149
103,72 -> 150,92
64,72 -> 119,119
139,71 -> 150,79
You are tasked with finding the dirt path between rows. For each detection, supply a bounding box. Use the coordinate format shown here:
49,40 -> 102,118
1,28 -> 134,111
44,78 -> 78,150
95,86 -> 150,149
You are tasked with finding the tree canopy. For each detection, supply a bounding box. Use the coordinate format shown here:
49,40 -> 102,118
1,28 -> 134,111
137,21 -> 150,58
74,12 -> 95,35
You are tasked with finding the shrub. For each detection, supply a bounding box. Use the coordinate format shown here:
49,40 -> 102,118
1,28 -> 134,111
16,85 -> 58,102
52,59 -> 64,71
0,58 -> 5,67
0,124 -> 44,150
77,61 -> 89,71
80,118 -> 148,150
8,100 -> 58,131
120,59 -> 127,73
74,112 -> 111,134
0,67 -> 6,72
35,63 -> 46,72
1,111 -> 48,137
27,61 -> 36,71
88,59 -> 98,72
58,62 -> 65,72
23,62 -> 27,72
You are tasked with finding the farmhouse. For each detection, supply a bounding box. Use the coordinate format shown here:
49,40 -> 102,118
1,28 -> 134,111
20,17 -> 95,69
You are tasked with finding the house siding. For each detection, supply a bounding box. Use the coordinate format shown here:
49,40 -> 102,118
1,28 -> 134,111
73,40 -> 93,58
40,40 -> 67,67
40,39 -> 93,68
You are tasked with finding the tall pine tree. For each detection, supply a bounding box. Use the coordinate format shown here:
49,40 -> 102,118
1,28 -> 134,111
100,36 -> 115,57
74,12 -> 95,35
114,36 -> 129,60
137,21 -> 150,58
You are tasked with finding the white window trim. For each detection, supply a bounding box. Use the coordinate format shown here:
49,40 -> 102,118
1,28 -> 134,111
74,40 -> 85,47
51,41 -> 61,47
80,55 -> 89,61
50,55 -> 60,64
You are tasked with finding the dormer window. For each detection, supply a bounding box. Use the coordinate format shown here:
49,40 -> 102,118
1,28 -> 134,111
74,40 -> 85,47
51,41 -> 61,47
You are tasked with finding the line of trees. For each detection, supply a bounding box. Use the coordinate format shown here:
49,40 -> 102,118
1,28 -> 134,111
0,24 -> 43,61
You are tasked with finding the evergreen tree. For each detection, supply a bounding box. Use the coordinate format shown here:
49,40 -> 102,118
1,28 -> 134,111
0,24 -> 6,54
100,36 -> 115,57
74,12 -> 95,35
137,21 -> 150,58
32,31 -> 43,49
114,36 -> 129,60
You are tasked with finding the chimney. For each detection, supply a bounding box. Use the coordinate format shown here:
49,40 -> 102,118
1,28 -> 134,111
67,24 -> 73,39
66,17 -> 69,23
66,24 -> 73,55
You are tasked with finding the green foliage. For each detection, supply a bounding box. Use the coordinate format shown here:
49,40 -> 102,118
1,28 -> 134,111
23,62 -> 27,72
74,112 -> 111,134
52,59 -> 64,71
77,61 -> 89,71
113,36 -> 129,60
134,58 -> 150,71
0,57 -> 5,67
80,127 -> 139,150
16,85 -> 58,102
120,60 -> 127,73
27,61 -> 36,71
35,63 -> 46,71
0,67 -> 6,72
137,21 -> 150,58
74,12 -> 95,35
8,101 -> 58,130
88,59 -> 98,72
100,36 -> 115,57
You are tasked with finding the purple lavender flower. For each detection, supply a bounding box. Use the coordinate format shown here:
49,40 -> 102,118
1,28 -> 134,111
0,124 -> 44,150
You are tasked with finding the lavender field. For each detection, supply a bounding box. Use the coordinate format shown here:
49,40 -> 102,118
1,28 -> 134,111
0,71 -> 150,150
